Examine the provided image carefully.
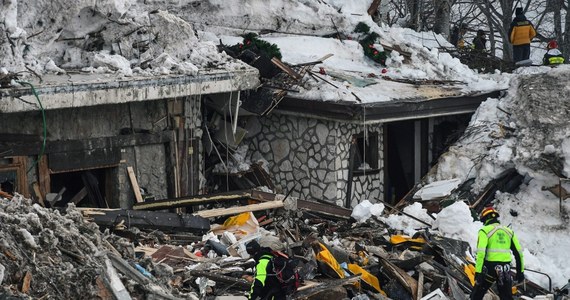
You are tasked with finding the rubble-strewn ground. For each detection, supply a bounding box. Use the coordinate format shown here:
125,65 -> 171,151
2,190 -> 562,300
0,195 -> 185,299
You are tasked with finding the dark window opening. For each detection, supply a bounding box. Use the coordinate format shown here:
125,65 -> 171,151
352,131 -> 379,173
50,169 -> 109,208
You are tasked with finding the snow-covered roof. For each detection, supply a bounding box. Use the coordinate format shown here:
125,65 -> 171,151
1,0 -> 510,114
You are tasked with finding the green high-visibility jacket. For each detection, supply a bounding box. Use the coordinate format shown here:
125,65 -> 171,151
475,222 -> 524,274
249,254 -> 273,300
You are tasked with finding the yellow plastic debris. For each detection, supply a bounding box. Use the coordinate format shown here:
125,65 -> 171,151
347,263 -> 386,295
314,243 -> 345,279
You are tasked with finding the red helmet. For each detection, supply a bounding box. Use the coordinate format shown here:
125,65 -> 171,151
547,40 -> 558,49
480,207 -> 499,223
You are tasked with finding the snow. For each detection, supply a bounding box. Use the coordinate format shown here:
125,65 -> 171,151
351,199 -> 386,222
413,179 -> 462,201
3,0 -> 570,294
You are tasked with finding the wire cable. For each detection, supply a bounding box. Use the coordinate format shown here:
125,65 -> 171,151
17,81 -> 47,174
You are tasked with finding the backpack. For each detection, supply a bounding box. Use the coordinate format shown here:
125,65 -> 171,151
271,251 -> 301,294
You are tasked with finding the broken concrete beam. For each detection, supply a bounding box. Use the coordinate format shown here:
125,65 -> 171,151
132,190 -> 254,211
194,200 -> 284,219
82,209 -> 210,234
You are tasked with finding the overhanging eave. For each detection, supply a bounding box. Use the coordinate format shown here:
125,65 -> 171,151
273,90 -> 503,123
0,68 -> 260,113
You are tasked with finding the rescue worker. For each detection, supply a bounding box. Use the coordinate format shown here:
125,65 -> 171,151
450,24 -> 468,49
472,30 -> 487,52
471,207 -> 525,300
246,240 -> 285,300
543,40 -> 565,66
509,7 -> 536,62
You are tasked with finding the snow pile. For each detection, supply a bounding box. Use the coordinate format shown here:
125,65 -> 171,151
0,1 -> 246,77
378,202 -> 434,235
2,0 -> 508,103
427,65 -> 570,288
351,199 -> 385,223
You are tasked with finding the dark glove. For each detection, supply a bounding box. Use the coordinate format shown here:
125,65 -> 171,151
516,272 -> 525,283
474,272 -> 482,285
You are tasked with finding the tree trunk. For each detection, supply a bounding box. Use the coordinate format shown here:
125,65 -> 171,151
433,0 -> 451,37
563,0 -> 570,60
501,1 -> 515,61
551,0 -> 563,44
407,0 -> 421,31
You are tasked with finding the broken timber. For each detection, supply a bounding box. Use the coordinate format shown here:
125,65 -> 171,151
378,256 -> 417,299
271,57 -> 302,80
127,166 -> 144,203
193,200 -> 284,219
81,209 -> 210,234
297,199 -> 353,220
107,253 -> 183,300
133,189 -> 259,211
291,276 -> 361,299
188,270 -> 251,289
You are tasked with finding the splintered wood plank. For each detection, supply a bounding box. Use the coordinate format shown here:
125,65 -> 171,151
194,200 -> 284,219
32,182 -> 45,207
368,0 -> 381,15
96,276 -> 114,300
21,271 -> 32,293
38,155 -> 50,195
126,166 -> 144,203
271,57 -> 302,80
70,187 -> 88,205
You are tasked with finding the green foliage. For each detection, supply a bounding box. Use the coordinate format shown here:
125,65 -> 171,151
240,32 -> 282,60
355,22 -> 370,33
358,31 -> 388,65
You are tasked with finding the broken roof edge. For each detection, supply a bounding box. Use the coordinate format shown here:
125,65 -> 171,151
0,68 -> 260,113
273,90 -> 503,124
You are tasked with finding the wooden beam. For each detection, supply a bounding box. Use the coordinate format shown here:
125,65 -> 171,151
127,166 -> 144,203
368,0 -> 382,15
379,256 -> 417,299
291,276 -> 361,299
32,182 -> 45,206
271,57 -> 302,80
194,200 -> 284,219
417,271 -> 424,299
38,155 -> 50,196
84,209 -> 210,234
188,270 -> 251,289
132,190 -> 254,211
70,187 -> 88,205
0,132 -> 173,156
21,271 -> 32,294
297,199 -> 352,220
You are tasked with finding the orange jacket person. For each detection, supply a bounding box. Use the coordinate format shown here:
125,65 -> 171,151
509,7 -> 536,62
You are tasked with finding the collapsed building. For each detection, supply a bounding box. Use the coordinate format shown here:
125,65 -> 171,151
3,1 -> 568,299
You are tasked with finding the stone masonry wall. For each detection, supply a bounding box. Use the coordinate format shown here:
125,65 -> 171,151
244,113 -> 383,207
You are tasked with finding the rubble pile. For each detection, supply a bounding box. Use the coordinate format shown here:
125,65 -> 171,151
0,190 -> 557,299
0,195 -> 182,299
0,195 -> 105,298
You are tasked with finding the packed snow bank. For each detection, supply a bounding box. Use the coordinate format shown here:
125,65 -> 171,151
427,65 -> 570,289
0,1 -> 246,77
